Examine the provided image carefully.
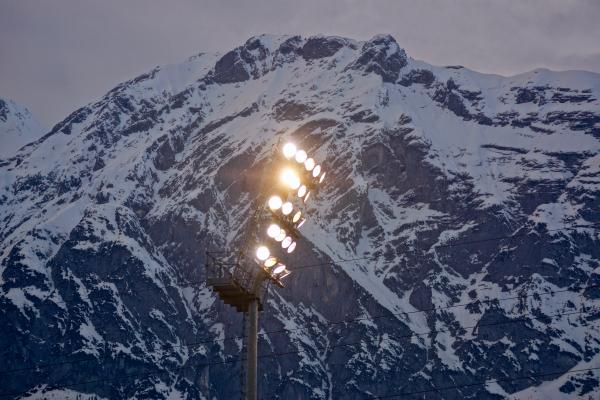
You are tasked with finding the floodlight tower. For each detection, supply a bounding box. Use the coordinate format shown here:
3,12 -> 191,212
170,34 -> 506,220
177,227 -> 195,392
206,141 -> 326,400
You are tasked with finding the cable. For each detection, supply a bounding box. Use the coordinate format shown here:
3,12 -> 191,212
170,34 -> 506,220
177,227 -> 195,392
4,273 -> 598,376
13,222 -> 599,309
2,297 -> 597,378
4,250 -> 600,375
2,223 -> 598,375
1,307 -> 597,398
372,366 -> 600,399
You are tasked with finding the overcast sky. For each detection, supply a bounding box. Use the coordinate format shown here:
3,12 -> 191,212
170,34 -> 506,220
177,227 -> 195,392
1,0 -> 599,127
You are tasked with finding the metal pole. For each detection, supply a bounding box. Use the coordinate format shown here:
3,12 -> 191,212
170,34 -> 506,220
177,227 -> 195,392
246,299 -> 258,400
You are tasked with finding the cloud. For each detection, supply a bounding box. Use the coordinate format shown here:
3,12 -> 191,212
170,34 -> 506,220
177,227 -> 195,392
1,0 -> 599,126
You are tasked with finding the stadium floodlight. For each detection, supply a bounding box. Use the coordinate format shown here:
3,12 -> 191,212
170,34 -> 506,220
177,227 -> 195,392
267,224 -> 280,238
298,185 -> 307,198
304,191 -> 310,203
292,211 -> 302,223
290,176 -> 301,190
281,202 -> 293,215
283,143 -> 297,159
273,264 -> 287,274
256,246 -> 270,261
264,257 -> 277,268
312,165 -> 321,178
281,169 -> 301,190
287,242 -> 297,253
281,236 -> 292,249
304,158 -> 315,171
296,218 -> 306,228
275,229 -> 286,242
268,195 -> 283,210
295,150 -> 307,163
319,172 -> 326,184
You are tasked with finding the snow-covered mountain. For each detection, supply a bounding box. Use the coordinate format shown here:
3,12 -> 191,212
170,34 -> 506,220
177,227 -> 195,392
1,34 -> 600,399
0,97 -> 45,159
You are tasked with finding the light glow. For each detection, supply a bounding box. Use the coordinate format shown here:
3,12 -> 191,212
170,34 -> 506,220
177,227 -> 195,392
282,143 -> 297,159
256,246 -> 270,261
298,185 -> 307,198
282,236 -> 292,249
312,165 -> 321,178
292,211 -> 302,223
281,169 -> 300,190
275,229 -> 286,242
264,257 -> 277,268
281,202 -> 293,215
287,242 -> 297,253
295,150 -> 307,163
319,171 -> 326,184
304,191 -> 311,203
304,158 -> 315,171
267,224 -> 280,238
273,264 -> 286,274
297,218 -> 306,228
268,195 -> 282,210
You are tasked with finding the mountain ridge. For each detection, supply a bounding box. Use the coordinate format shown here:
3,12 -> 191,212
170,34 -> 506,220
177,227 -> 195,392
1,34 -> 600,399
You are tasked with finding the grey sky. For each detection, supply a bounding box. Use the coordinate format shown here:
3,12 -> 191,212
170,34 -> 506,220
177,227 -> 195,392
1,0 -> 599,127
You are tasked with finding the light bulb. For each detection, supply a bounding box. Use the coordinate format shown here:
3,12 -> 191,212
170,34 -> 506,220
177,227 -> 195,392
304,158 -> 315,171
264,257 -> 277,268
298,185 -> 307,198
267,224 -> 280,238
295,150 -> 307,163
312,165 -> 321,178
287,242 -> 296,253
256,246 -> 270,261
292,211 -> 302,223
319,171 -> 326,184
297,218 -> 306,228
281,169 -> 300,189
281,202 -> 293,215
282,236 -> 292,249
268,196 -> 282,210
275,230 -> 286,242
282,143 -> 297,159
304,191 -> 311,203
273,264 -> 286,274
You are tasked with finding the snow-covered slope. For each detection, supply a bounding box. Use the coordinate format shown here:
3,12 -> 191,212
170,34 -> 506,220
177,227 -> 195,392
0,97 -> 45,159
1,34 -> 600,399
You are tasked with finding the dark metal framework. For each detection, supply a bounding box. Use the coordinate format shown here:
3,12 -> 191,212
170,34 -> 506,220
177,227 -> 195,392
205,252 -> 268,312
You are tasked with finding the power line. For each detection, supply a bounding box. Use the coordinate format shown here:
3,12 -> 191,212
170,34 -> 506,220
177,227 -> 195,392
372,366 -> 600,399
1,307 -> 597,398
4,250 -> 599,374
2,223 -> 598,375
14,222 -> 599,309
2,299 -> 596,379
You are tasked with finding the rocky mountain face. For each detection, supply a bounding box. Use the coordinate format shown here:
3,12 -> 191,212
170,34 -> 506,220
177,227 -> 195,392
1,34 -> 600,399
0,97 -> 45,159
